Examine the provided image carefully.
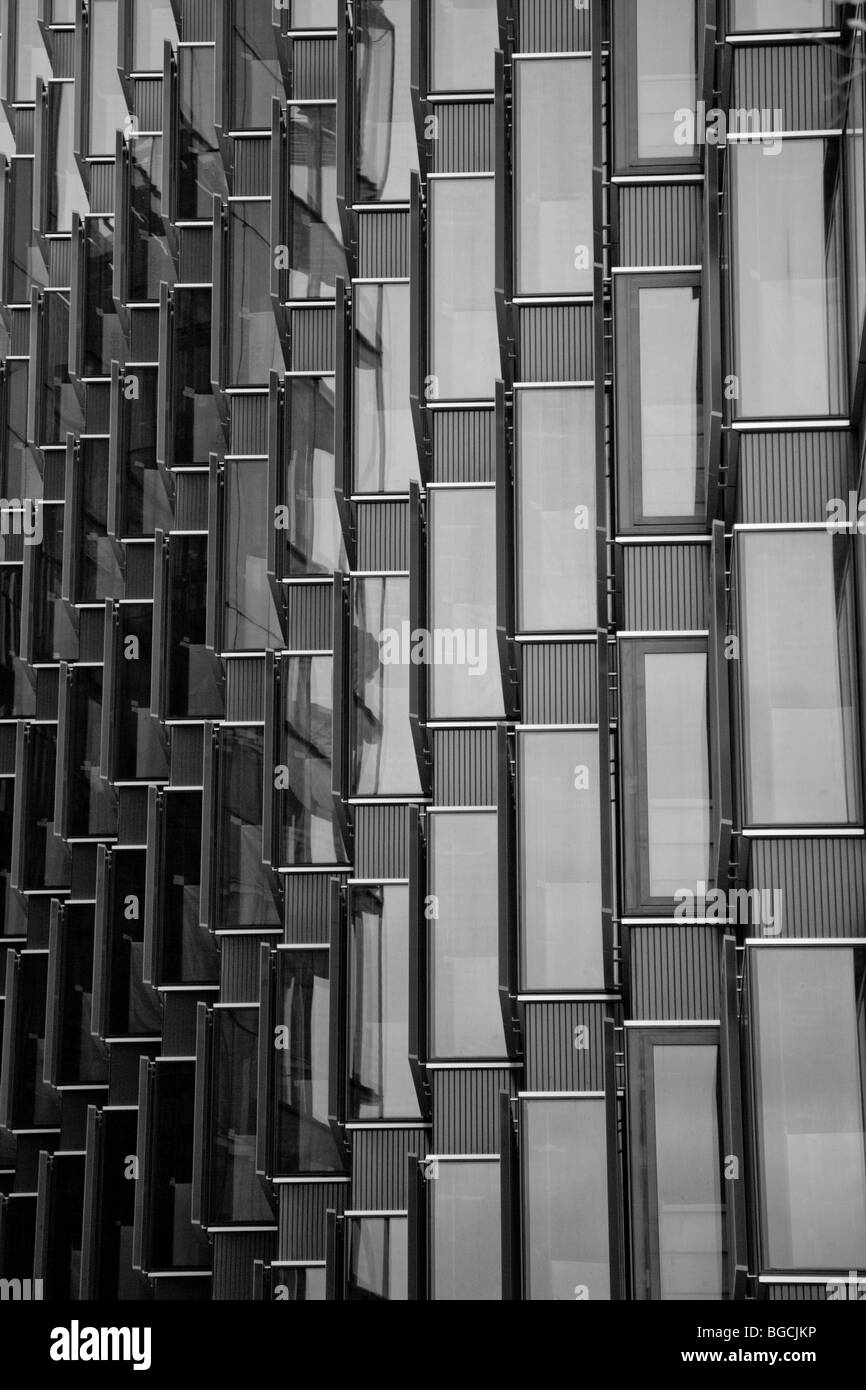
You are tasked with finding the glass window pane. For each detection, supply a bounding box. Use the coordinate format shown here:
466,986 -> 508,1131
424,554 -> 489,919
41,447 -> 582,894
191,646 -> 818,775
347,1216 -> 408,1300
430,0 -> 498,92
56,906 -> 106,1084
105,850 -> 161,1036
731,140 -> 846,417
159,792 -> 218,983
288,106 -> 346,299
353,283 -> 419,493
210,1008 -> 275,1224
74,439 -> 124,603
217,729 -> 281,930
738,531 -> 861,825
349,884 -> 421,1121
644,651 -> 710,896
132,0 -> 178,71
430,1160 -> 500,1300
352,577 -> 423,796
428,488 -> 503,719
82,218 -> 125,377
177,47 -> 225,220
166,535 -> 223,719
290,0 -> 337,25
429,812 -> 505,1058
119,366 -> 173,536
519,732 -> 603,990
46,84 -> 88,233
128,137 -> 174,302
516,387 -> 596,631
280,654 -> 348,866
173,288 -> 225,463
272,1266 -> 327,1299
429,178 -> 498,400
524,1099 -> 610,1300
38,292 -> 85,446
66,669 -> 116,837
227,203 -> 282,386
31,505 -> 77,665
88,0 -> 127,156
274,949 -> 344,1174
515,58 -> 592,295
2,360 -> 41,499
149,1062 -> 210,1269
752,947 -> 866,1268
12,0 -> 52,101
635,0 -> 697,161
223,459 -> 283,650
229,0 -> 282,128
114,605 -> 169,782
283,378 -> 347,576
732,0 -> 834,27
845,43 -> 866,393
7,160 -> 45,305
355,0 -> 417,202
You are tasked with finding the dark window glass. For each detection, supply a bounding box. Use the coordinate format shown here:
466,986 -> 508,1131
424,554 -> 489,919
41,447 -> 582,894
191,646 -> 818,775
223,458 -> 283,650
353,283 -> 418,493
428,811 -> 505,1058
271,1266 -> 327,1299
45,83 -> 88,233
515,58 -> 592,295
732,0 -> 834,27
429,178 -> 498,400
114,605 -> 169,782
523,1098 -> 610,1300
0,568 -> 22,721
227,203 -> 282,386
2,361 -> 41,499
38,292 -> 85,446
355,0 -> 418,202
118,366 -> 173,537
31,505 -> 77,664
348,885 -> 421,1121
82,219 -> 124,377
128,138 -> 174,302
737,530 -> 861,826
66,666 -> 117,837
274,949 -> 344,1174
148,1062 -> 210,1268
132,0 -> 178,71
210,1008 -> 275,1224
56,906 -> 106,1084
615,276 -> 703,529
159,791 -> 219,983
430,1160 -> 501,1300
217,728 -> 281,929
519,732 -> 603,990
173,288 -> 225,464
615,0 -> 698,169
287,105 -> 346,299
88,0 -> 127,155
7,160 -> 45,305
5,954 -> 59,1129
283,378 -> 347,576
74,439 -> 124,602
166,535 -> 223,719
280,654 -> 348,867
428,488 -> 503,719
347,1216 -> 408,1300
430,0 -> 498,92
20,725 -> 70,890
229,0 -> 282,129
177,46 -> 225,220
751,946 -> 866,1269
12,0 -> 52,101
731,140 -> 846,418
352,576 -> 423,796
516,388 -> 596,631
104,850 -> 162,1037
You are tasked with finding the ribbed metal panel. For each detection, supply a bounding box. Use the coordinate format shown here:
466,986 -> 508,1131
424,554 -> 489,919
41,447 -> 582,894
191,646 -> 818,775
518,304 -> 593,383
765,1284 -> 828,1301
89,162 -> 115,216
129,308 -> 160,361
224,657 -> 265,722
278,1181 -> 346,1261
733,42 -> 841,134
523,999 -> 607,1091
350,1127 -> 428,1209
285,873 -> 332,944
617,184 -> 702,268
181,0 -> 214,43
49,28 -> 75,79
43,453 -> 65,502
355,501 -> 409,571
358,212 -> 409,278
521,641 -> 597,724
212,1231 -> 276,1300
736,430 -> 853,524
432,1067 -> 515,1154
179,226 -> 212,284
431,102 -> 493,174
291,38 -> 336,101
79,609 -> 105,661
354,803 -> 409,879
430,409 -> 495,483
747,838 -> 866,938
431,727 -> 496,805
134,79 -> 163,133
48,238 -> 72,288
14,109 -> 34,154
170,725 -> 204,786
161,994 -> 198,1055
219,935 -> 267,1004
627,926 -> 721,1022
174,471 -> 209,530
125,543 -> 155,599
85,381 -> 112,433
117,786 -> 149,845
285,583 -> 332,650
70,844 -> 98,899
11,309 -> 30,355
291,308 -> 334,372
233,139 -> 271,197
0,724 -> 16,774
36,668 -> 59,719
518,0 -> 591,52
621,544 -> 708,631
230,393 -> 269,455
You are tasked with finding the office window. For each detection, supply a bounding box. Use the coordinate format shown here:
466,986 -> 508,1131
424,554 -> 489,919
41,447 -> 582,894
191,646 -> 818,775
274,949 -> 344,1175
6,160 -> 45,305
82,219 -> 124,378
132,0 -> 178,71
158,792 -> 218,984
614,0 -> 698,170
72,439 -> 124,602
37,292 -> 84,446
846,40 -> 866,390
222,459 -> 283,650
750,946 -> 866,1269
44,83 -> 88,233
620,640 -> 711,911
430,1159 -> 501,1300
731,139 -> 846,418
428,811 -> 505,1058
216,729 -> 281,931
102,851 -> 161,1037
353,283 -> 418,493
165,535 -> 223,720
737,530 -> 860,826
279,654 -> 347,867
177,46 -> 225,220
429,178 -> 498,400
128,138 -> 174,303
0,569 -> 21,720
352,577 -> 423,797
227,204 -> 282,386
515,58 -> 593,296
523,1098 -> 611,1301
2,361 -> 40,499
19,726 -> 70,891
11,0 -> 51,101
65,667 -> 117,838
2,954 -> 59,1128
355,0 -> 417,203
348,884 -> 421,1121
516,387 -> 596,632
627,1030 -> 725,1300
428,488 -> 503,719
54,907 -> 106,1085
210,1008 -> 275,1224
113,605 -> 169,783
430,0 -> 498,93
287,106 -> 346,300
282,378 -> 346,576
290,1 -> 338,26
615,275 -> 703,530
30,505 -> 77,665
519,732 -> 603,991
347,1215 -> 408,1300
146,1062 -> 210,1269
731,0 -> 834,27
272,1267 -> 327,1299
172,288 -> 225,464
227,0 -> 282,129
117,366 -> 172,537
88,0 -> 127,156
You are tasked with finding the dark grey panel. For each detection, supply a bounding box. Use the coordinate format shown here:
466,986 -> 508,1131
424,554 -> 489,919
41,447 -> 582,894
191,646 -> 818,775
48,239 -> 72,288
224,656 -> 265,721
521,641 -> 597,724
617,183 -> 702,268
431,102 -> 493,174
174,470 -> 209,529
285,583 -> 332,649
170,724 -> 204,786
518,0 -> 591,52
181,0 -> 215,43
621,544 -> 709,630
430,408 -> 495,483
291,308 -> 334,372
179,226 -> 212,283
230,392 -> 269,455
523,999 -> 607,1091
354,803 -> 410,879
278,1181 -> 347,1261
356,500 -> 409,571
290,38 -> 336,101
358,211 -> 409,278
627,925 -> 721,1021
285,873 -> 332,944
735,430 -> 854,524
234,138 -> 271,197
89,162 -> 116,216
129,308 -> 160,360
49,29 -> 75,80
733,42 -> 842,133
14,109 -> 34,155
117,786 -> 149,845
134,79 -> 163,132
518,304 -> 593,383
85,381 -> 111,432
125,543 -> 155,599
11,309 -> 30,355
351,1126 -> 429,1209
212,1230 -> 277,1300
219,933 -> 270,1004
747,838 -> 866,938
431,1067 -> 516,1154
432,727 -> 497,805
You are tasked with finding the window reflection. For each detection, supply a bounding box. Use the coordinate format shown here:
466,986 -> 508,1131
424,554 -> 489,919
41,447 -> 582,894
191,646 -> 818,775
290,1 -> 338,26
430,0 -> 498,93
223,459 -> 283,650
31,505 -> 77,664
280,654 -> 348,866
2,361 -> 40,499
635,0 -> 696,162
166,535 -> 224,719
283,378 -> 347,576
217,729 -> 281,930
148,1062 -> 210,1268
429,178 -> 498,400
428,488 -> 503,719
73,440 -> 124,602
353,283 -> 418,493
132,0 -> 178,71
287,106 -> 346,299
523,1099 -> 611,1300
211,1008 -> 275,1224
159,792 -> 219,983
88,0 -> 127,155
38,293 -> 84,446
83,219 -> 125,378
55,906 -> 106,1083
45,83 -> 88,234
228,0 -> 282,129
352,577 -> 423,796
228,204 -> 282,385
113,605 -> 169,783
19,725 -> 70,891
12,0 -> 51,102
7,160 -> 45,305
118,366 -> 173,536
429,1159 -> 500,1300
128,139 -> 174,302
845,34 -> 866,393
347,1215 -> 408,1300
274,949 -> 344,1174
271,1265 -> 327,1299
349,884 -> 421,1120
103,851 -> 161,1036
177,47 -> 226,220
172,288 -> 225,463
731,0 -> 834,27
355,1 -> 418,202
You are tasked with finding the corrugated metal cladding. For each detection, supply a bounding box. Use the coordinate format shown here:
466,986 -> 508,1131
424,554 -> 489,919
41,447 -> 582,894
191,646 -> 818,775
278,1182 -> 347,1262
764,1285 -> 827,1302
747,838 -> 866,938
117,787 -> 149,847
134,79 -> 163,133
518,304 -> 593,383
43,454 -> 65,501
79,610 -> 106,662
350,1127 -> 429,1210
284,582 -> 332,650
616,183 -> 702,268
170,725 -> 204,787
161,996 -> 199,1057
10,309 -> 30,355
224,656 -> 265,722
129,307 -> 160,361
230,392 -> 269,455
431,408 -> 496,483
174,470 -> 209,530
233,138 -> 271,198
733,42 -> 843,133
735,430 -> 854,524
181,0 -> 214,44
13,108 -> 34,154
70,846 -> 98,899
85,382 -> 112,433
521,641 -> 597,725
212,1231 -> 277,1301
219,934 -> 270,1005
48,28 -> 75,79
431,103 -> 493,174
431,1068 -> 516,1154
37,669 -> 59,720
0,724 -> 16,774
289,38 -> 336,101
522,1000 -> 609,1092
291,307 -> 334,372
358,211 -> 410,279
179,226 -> 212,284
125,544 -> 155,600
354,803 -> 410,879
48,240 -> 71,289
88,162 -> 115,216
620,544 -> 709,631
518,0 -> 591,52
626,926 -> 721,1022
432,727 -> 497,805
356,500 -> 409,571
284,873 -> 332,945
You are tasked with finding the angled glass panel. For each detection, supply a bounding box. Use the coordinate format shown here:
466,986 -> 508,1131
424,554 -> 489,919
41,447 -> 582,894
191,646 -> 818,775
128,138 -> 174,302
429,177 -> 498,400
228,0 -> 282,129
88,0 -> 127,155
271,1266 -> 327,1299
20,725 -> 70,890
30,505 -> 77,664
0,778 -> 14,935
284,378 -> 346,576
4,954 -> 58,1127
74,439 -> 124,602
280,654 -> 348,866
132,0 -> 179,71
37,292 -> 84,446
66,667 -> 117,837
159,791 -> 218,983
274,948 -> 344,1175
428,488 -> 503,719
82,219 -> 125,378
348,884 -> 421,1121
166,535 -> 223,720
223,458 -> 283,650
210,1008 -> 275,1224
2,361 -> 40,498
148,1062 -> 211,1269
430,0 -> 498,93
45,83 -> 88,233
12,0 -> 51,101
845,34 -> 866,394
429,1159 -> 501,1300
104,851 -> 161,1036
217,728 -> 281,930
355,0 -> 418,203
56,906 -> 106,1084
523,1098 -> 610,1300
347,1215 -> 408,1300
636,0 -> 696,161
290,0 -> 338,25
118,366 -> 173,537
7,160 -> 45,305
353,283 -> 418,494
287,105 -> 346,300
177,46 -> 225,220
731,0 -> 834,27
0,567 -> 22,720
227,203 -> 282,386
172,288 -> 225,464
352,576 -> 423,797
114,604 -> 170,782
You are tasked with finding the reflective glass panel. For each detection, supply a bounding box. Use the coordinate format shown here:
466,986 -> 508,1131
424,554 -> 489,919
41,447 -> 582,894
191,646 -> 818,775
280,654 -> 348,867
149,1062 -> 210,1268
223,458 -> 283,650
283,378 -> 347,576
177,47 -> 225,220
82,218 -> 124,377
74,440 -> 124,603
20,726 -> 70,891
114,605 -> 169,783
88,0 -> 127,155
287,106 -> 346,299
119,366 -> 173,536
166,535 -> 224,719
66,667 -> 117,837
274,949 -> 344,1174
128,138 -> 174,302
104,850 -> 162,1036
2,361 -> 40,499
229,0 -> 282,129
46,84 -> 88,233
271,1266 -> 327,1299
132,0 -> 178,71
160,792 -> 219,983
349,884 -> 421,1120
210,1008 -> 275,1224
428,488 -> 503,719
352,576 -> 423,796
430,1160 -> 501,1300
732,1 -> 834,26
38,293 -> 84,446
524,1099 -> 611,1300
347,1216 -> 408,1300
228,203 -> 282,386
56,906 -> 106,1084
290,1 -> 338,25
429,178 -> 498,400
635,0 -> 697,162
353,283 -> 418,493
8,160 -> 45,305
644,651 -> 710,897
173,288 -> 225,464
430,0 -> 498,92
355,0 -> 417,202
13,0 -> 51,101
217,729 -> 281,930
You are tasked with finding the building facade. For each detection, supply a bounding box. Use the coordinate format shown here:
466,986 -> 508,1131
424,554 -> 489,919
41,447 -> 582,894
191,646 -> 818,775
0,0 -> 864,1302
